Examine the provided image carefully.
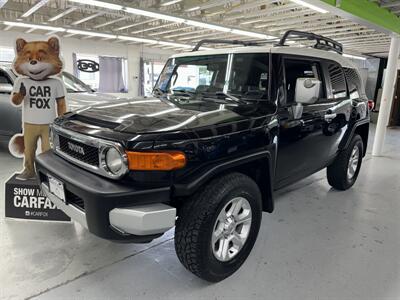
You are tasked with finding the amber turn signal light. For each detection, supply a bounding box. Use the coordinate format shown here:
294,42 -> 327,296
126,151 -> 186,171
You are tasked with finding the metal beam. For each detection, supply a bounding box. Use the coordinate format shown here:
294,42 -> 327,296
317,0 -> 400,34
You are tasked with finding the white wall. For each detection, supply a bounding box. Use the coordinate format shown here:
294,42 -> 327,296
0,30 -> 174,97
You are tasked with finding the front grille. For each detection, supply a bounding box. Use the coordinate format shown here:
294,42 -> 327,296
58,135 -> 99,167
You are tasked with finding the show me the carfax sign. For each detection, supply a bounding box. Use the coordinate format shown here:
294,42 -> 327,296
5,174 -> 70,221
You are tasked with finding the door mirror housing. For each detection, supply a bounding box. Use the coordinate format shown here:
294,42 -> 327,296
0,83 -> 13,94
295,78 -> 321,104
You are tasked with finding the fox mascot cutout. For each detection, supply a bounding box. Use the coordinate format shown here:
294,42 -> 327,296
9,37 -> 67,180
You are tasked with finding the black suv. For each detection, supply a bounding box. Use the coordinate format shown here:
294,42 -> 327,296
36,31 -> 369,282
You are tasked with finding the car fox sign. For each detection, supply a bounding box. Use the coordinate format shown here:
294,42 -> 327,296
5,174 -> 70,221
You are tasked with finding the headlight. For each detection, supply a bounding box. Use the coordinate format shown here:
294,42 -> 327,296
105,147 -> 123,174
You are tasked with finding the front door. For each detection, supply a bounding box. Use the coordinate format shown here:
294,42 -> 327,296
275,56 -> 351,189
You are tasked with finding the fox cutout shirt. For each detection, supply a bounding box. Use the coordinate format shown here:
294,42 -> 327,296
13,77 -> 65,125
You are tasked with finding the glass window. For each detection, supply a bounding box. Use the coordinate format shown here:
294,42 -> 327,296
344,67 -> 364,99
228,53 -> 269,99
0,47 -> 15,63
60,72 -> 92,93
155,55 -> 228,94
284,59 -> 323,104
327,63 -> 347,99
0,70 -> 12,84
76,54 -> 100,90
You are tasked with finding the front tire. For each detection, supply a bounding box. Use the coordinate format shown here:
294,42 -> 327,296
327,134 -> 363,190
174,172 -> 262,282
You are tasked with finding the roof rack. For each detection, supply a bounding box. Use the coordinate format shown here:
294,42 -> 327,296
277,30 -> 343,54
192,39 -> 259,51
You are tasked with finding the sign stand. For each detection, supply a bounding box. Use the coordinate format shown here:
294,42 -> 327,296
5,174 -> 70,222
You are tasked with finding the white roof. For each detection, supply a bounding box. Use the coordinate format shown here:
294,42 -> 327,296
171,45 -> 356,69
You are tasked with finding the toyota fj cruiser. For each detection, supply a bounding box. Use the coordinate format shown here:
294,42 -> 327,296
36,31 -> 370,282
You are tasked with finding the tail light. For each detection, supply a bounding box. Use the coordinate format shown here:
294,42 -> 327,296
126,151 -> 186,171
368,100 -> 375,111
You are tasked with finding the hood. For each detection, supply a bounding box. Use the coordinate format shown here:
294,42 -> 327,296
66,92 -> 118,111
68,97 -> 246,134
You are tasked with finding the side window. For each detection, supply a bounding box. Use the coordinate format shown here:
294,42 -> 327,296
343,68 -> 364,100
0,70 -> 12,85
284,59 -> 324,105
327,62 -> 347,99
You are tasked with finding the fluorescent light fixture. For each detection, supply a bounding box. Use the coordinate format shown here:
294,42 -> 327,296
48,7 -> 77,22
231,29 -> 275,39
185,20 -> 230,32
94,16 -> 128,28
66,29 -> 117,39
69,0 -> 123,10
71,12 -> 104,25
343,53 -> 367,61
21,0 -> 49,18
0,0 -> 8,9
290,0 -> 328,13
186,6 -> 200,12
124,7 -> 185,23
118,35 -> 158,44
3,21 -> 66,31
161,0 -> 182,6
71,0 -> 277,40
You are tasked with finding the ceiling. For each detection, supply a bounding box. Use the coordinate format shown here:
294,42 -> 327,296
0,0 -> 399,57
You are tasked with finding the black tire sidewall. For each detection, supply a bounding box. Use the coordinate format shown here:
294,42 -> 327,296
345,137 -> 363,187
199,181 -> 262,281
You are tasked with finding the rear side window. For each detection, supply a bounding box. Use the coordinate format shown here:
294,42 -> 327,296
344,68 -> 364,99
327,62 -> 347,99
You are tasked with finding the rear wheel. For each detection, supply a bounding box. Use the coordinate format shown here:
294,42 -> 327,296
327,134 -> 363,190
174,172 -> 262,282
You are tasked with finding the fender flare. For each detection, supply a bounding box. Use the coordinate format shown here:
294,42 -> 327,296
173,149 -> 275,213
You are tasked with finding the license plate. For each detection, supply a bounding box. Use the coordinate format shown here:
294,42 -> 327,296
48,174 -> 66,203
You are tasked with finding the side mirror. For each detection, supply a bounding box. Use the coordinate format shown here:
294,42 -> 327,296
0,83 -> 13,94
295,78 -> 321,104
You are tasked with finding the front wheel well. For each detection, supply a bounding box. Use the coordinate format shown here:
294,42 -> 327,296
354,123 -> 369,156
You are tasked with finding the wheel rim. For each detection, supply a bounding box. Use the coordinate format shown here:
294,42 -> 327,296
212,197 -> 252,262
347,145 -> 360,180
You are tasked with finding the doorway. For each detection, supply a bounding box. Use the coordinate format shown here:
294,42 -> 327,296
389,70 -> 400,127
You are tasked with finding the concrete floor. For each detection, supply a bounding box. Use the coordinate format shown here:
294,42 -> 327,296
1,125 -> 399,300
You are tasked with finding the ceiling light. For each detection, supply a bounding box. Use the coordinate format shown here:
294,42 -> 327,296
343,53 -> 367,61
185,20 -> 230,32
66,29 -> 117,38
231,29 -> 275,39
69,0 -> 123,10
21,0 -> 49,18
124,7 -> 185,23
48,7 -> 77,22
3,21 -> 66,31
94,16 -> 128,29
290,0 -> 328,13
71,12 -> 104,25
185,6 -> 200,12
161,0 -> 182,6
0,0 -> 8,9
118,36 -> 158,44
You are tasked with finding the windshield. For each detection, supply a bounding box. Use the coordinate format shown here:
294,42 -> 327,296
154,53 -> 270,101
60,72 -> 93,93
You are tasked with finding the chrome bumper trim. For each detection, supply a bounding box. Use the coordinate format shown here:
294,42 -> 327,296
41,183 -> 88,229
109,204 -> 176,236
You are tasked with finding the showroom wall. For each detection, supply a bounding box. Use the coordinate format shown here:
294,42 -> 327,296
0,30 -> 174,97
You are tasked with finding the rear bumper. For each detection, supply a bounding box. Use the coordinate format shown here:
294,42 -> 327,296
36,151 -> 176,243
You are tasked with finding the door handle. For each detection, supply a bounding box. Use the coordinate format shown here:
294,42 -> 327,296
324,112 -> 337,122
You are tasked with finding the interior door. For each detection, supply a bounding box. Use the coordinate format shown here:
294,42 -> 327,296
0,70 -> 21,139
275,57 -> 351,189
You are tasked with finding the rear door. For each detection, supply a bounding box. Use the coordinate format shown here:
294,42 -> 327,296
275,56 -> 352,188
0,70 -> 21,139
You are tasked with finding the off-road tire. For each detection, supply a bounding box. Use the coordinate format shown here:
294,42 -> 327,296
327,134 -> 363,190
174,172 -> 262,282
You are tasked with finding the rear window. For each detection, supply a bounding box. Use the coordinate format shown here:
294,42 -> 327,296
344,68 -> 365,99
327,62 -> 347,99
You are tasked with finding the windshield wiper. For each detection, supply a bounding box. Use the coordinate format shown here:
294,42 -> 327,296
213,92 -> 249,105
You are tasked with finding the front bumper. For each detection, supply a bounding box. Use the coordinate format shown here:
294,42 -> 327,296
36,151 -> 176,243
